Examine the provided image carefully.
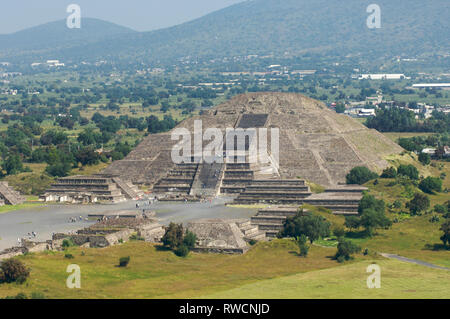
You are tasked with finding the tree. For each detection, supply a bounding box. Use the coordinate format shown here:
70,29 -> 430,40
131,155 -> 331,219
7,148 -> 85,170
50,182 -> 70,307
344,216 -> 361,231
358,194 -> 385,215
397,164 -> 419,180
419,177 -> 442,194
440,220 -> 450,247
296,235 -> 309,257
2,154 -> 24,175
183,230 -> 197,250
418,152 -> 431,165
162,223 -> 184,250
335,103 -> 345,113
406,193 -> 430,215
45,161 -> 72,177
334,238 -> 361,263
332,225 -> 346,238
360,208 -> 392,236
279,211 -> 331,244
346,166 -> 378,185
380,166 -> 397,178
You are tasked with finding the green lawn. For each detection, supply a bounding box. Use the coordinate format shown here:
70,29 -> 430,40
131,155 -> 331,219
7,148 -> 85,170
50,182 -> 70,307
202,259 -> 450,299
0,240 -> 354,299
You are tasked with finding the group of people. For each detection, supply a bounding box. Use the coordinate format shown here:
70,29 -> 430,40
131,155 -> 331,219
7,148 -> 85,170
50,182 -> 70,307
68,216 -> 86,223
136,198 -> 157,208
17,231 -> 37,245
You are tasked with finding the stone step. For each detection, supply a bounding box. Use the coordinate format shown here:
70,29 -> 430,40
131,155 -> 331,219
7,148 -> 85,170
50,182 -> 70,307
240,225 -> 259,236
256,223 -> 284,231
265,230 -> 279,238
251,215 -> 286,224
236,219 -> 251,228
244,231 -> 266,241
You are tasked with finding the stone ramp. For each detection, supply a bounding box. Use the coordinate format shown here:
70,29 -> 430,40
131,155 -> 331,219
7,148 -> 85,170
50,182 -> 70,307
0,182 -> 25,205
190,162 -> 224,197
112,177 -> 143,199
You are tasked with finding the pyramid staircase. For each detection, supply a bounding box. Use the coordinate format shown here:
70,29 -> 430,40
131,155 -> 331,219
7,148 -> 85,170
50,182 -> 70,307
0,182 -> 25,205
153,163 -> 199,194
236,219 -> 267,242
112,177 -> 143,199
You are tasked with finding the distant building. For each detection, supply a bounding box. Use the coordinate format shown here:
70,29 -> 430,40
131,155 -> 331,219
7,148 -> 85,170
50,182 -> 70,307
358,109 -> 376,117
359,74 -> 409,80
412,83 -> 450,89
422,148 -> 437,155
46,60 -> 65,67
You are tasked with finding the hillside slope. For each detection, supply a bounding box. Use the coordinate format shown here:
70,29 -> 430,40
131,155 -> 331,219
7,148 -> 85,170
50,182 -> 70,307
1,0 -> 448,64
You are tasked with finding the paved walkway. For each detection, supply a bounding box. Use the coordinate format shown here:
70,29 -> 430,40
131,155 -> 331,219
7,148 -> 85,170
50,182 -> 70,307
380,253 -> 449,271
0,196 -> 257,251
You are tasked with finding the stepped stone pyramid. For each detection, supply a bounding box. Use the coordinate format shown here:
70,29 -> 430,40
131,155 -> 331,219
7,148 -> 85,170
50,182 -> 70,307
103,93 -> 403,192
0,181 -> 25,205
41,175 -> 143,203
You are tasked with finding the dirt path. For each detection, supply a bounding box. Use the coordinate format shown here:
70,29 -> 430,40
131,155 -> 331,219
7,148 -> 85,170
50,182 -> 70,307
380,253 -> 449,271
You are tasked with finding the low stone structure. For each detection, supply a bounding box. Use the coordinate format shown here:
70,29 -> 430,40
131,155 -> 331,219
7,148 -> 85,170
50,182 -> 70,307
0,240 -> 51,261
40,174 -> 143,203
53,217 -> 165,249
186,219 -> 266,254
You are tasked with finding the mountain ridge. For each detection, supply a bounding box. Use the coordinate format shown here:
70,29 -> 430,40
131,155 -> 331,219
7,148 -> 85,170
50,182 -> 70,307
0,0 -> 448,64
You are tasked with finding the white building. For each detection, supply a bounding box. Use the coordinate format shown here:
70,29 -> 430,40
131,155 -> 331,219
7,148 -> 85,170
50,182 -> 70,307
359,74 -> 409,80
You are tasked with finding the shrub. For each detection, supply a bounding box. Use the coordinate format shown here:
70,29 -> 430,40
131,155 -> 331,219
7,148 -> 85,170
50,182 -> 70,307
13,293 -> 28,299
0,258 -> 30,284
419,176 -> 442,194
407,193 -> 430,215
332,226 -> 346,238
183,230 -> 197,249
434,204 -> 447,214
334,238 -> 361,262
344,215 -> 361,231
296,235 -> 309,257
346,166 -> 378,185
440,221 -> 450,247
418,152 -> 431,165
62,238 -> 75,249
393,200 -> 402,209
397,164 -> 419,180
118,256 -> 130,267
429,215 -> 440,223
30,292 -> 46,299
64,253 -> 74,259
248,239 -> 257,246
174,245 -> 190,257
380,166 -> 397,178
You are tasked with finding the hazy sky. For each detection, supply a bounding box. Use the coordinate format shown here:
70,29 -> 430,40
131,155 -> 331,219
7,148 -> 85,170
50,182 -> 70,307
0,0 -> 245,34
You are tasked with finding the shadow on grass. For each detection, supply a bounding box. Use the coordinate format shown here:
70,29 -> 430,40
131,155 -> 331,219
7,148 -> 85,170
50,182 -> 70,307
155,245 -> 171,252
423,243 -> 450,251
345,230 -> 368,239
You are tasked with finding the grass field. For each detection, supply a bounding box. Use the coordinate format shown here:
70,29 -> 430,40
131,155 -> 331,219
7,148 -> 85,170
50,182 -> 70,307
0,239 -> 447,299
0,240 -> 353,299
202,259 -> 450,299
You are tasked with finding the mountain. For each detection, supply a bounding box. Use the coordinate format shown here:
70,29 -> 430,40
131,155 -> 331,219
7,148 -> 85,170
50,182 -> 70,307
1,0 -> 449,64
0,18 -> 136,57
